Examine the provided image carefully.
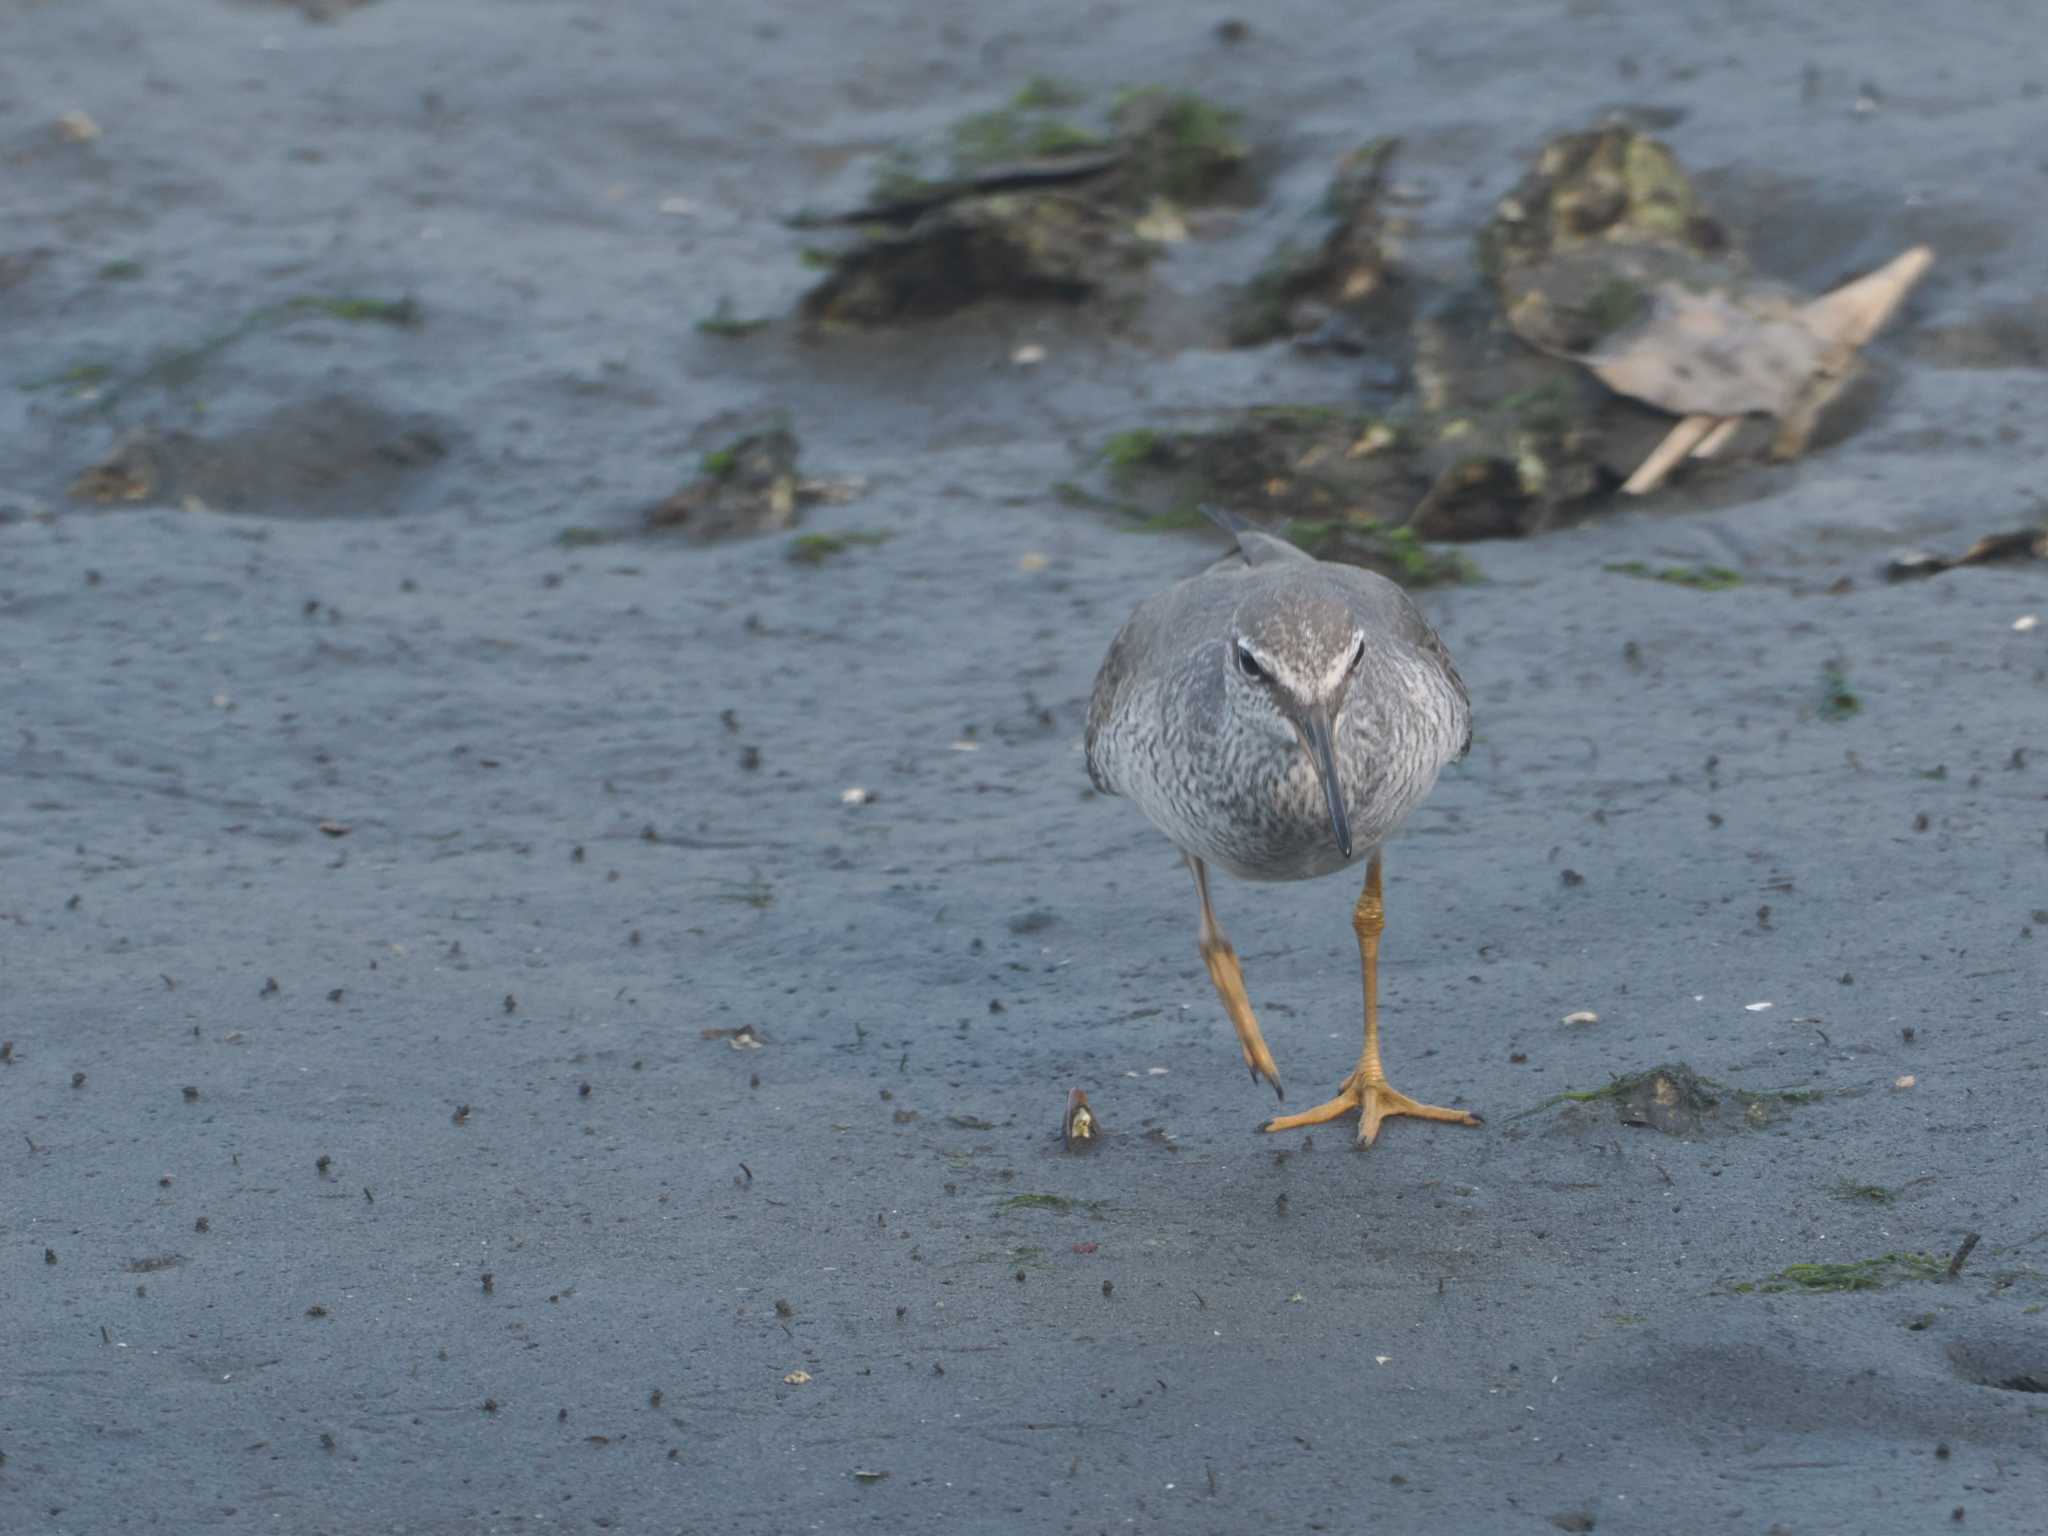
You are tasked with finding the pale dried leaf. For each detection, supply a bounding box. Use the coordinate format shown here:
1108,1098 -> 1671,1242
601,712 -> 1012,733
1585,283 -> 1827,418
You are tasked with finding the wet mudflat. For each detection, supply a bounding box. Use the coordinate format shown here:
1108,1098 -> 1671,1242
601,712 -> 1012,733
3,2 -> 2047,1532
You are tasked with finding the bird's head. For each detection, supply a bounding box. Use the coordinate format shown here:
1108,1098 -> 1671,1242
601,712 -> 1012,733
1225,589 -> 1367,859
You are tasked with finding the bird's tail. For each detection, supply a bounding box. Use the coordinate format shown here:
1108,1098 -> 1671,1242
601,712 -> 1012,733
1201,503 -> 1312,569
1200,502 -> 1250,537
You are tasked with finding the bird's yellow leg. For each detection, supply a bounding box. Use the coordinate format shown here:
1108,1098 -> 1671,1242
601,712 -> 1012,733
1263,852 -> 1481,1145
1189,856 -> 1284,1101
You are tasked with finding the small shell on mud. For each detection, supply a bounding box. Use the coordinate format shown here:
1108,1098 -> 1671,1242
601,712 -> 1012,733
1062,1087 -> 1099,1150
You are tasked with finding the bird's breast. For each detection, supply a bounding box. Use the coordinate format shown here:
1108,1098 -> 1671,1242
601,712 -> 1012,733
1133,722 -> 1348,882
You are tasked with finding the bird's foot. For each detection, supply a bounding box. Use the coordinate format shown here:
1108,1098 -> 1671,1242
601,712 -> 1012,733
1200,937 -> 1285,1101
1261,1069 -> 1480,1146
1237,1033 -> 1285,1102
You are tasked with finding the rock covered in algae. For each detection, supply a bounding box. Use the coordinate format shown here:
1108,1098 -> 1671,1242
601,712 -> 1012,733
1480,121 -> 1750,357
795,85 -> 1249,328
644,424 -> 801,542
800,194 -> 1150,327
1100,86 -> 1252,210
1405,290 -> 1670,540
1099,407 -> 1424,533
1479,121 -> 1731,293
1082,410 -> 1471,587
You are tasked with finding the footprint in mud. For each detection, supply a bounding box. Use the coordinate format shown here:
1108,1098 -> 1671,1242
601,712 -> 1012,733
69,394 -> 451,518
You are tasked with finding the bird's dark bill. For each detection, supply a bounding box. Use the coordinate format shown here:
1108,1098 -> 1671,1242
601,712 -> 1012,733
1301,708 -> 1351,859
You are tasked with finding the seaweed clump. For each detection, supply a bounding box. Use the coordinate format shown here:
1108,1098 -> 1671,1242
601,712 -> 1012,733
644,425 -> 801,542
1098,410 -> 1420,531
1075,410 -> 1473,588
1405,289 -> 1668,540
795,85 -> 1249,328
1734,1252 -> 1947,1294
1521,1062 -> 1821,1137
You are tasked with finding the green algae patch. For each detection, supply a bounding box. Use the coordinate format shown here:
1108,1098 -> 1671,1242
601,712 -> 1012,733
1102,429 -> 1172,481
1012,77 -> 1084,111
1603,561 -> 1743,591
999,1193 -> 1106,1216
787,530 -> 892,565
1107,86 -> 1248,205
1819,662 -> 1861,721
949,108 -> 1109,173
293,294 -> 421,326
1746,1252 -> 1947,1294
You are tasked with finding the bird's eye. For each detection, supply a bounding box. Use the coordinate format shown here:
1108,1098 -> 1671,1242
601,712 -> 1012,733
1235,646 -> 1265,681
1349,639 -> 1366,673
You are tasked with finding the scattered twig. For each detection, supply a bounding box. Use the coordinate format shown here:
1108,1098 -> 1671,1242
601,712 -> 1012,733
1623,415 -> 1717,494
